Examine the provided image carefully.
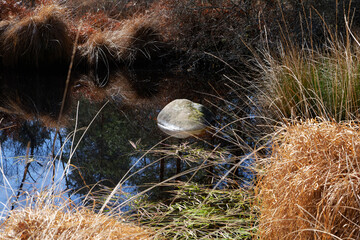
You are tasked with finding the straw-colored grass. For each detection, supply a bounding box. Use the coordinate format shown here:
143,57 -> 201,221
1,194 -> 153,240
257,120 -> 360,239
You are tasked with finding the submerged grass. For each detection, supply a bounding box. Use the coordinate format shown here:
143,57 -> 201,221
131,183 -> 257,240
257,120 -> 360,239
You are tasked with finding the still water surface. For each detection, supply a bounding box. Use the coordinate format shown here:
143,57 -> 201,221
0,69 -> 256,217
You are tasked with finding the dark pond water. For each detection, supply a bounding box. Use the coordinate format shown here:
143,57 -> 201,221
0,67 -> 260,216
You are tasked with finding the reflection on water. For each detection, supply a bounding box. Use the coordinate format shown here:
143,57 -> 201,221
0,67 -> 256,209
0,70 -> 73,127
0,123 -> 68,218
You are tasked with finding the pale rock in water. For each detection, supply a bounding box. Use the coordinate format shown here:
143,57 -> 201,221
157,99 -> 213,138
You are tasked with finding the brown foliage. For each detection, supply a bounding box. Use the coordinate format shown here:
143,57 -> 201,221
65,0 -> 153,20
257,120 -> 360,239
80,15 -> 162,62
150,0 -> 250,53
78,15 -> 163,86
0,0 -> 28,20
0,4 -> 72,69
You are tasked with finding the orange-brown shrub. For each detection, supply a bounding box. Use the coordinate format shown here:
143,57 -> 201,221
150,0 -> 251,55
257,120 -> 360,239
2,205 -> 152,239
65,0 -> 153,21
1,4 -> 72,69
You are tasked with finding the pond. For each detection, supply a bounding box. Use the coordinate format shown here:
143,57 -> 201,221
0,66 -> 259,217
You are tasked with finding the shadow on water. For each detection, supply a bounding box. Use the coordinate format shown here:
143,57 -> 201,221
0,65 -> 260,205
0,70 -> 73,127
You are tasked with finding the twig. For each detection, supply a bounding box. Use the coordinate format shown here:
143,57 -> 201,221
50,22 -> 82,183
11,141 -> 31,210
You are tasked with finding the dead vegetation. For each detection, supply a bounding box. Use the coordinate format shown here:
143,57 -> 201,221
2,208 -> 152,240
257,120 -> 360,239
0,1 -> 166,75
1,198 -> 153,239
0,4 -> 72,70
3,1 -> 360,239
78,16 -> 164,86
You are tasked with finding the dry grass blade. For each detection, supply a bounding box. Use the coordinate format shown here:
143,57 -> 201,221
257,120 -> 360,239
1,199 -> 153,240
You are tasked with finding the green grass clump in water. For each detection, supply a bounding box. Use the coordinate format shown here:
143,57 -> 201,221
131,183 -> 257,240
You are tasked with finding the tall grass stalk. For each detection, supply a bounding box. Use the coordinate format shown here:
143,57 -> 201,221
258,21 -> 360,121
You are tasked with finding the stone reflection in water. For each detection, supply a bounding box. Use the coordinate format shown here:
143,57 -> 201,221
66,70 -> 225,200
0,66 -> 253,202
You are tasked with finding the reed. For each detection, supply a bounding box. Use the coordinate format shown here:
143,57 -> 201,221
258,22 -> 360,122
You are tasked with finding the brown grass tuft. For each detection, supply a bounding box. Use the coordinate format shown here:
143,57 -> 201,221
79,15 -> 163,86
257,120 -> 360,239
1,4 -> 72,70
1,204 -> 152,239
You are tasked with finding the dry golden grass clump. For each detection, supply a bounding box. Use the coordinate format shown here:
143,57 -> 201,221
1,204 -> 152,240
257,120 -> 360,239
0,4 -> 72,70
